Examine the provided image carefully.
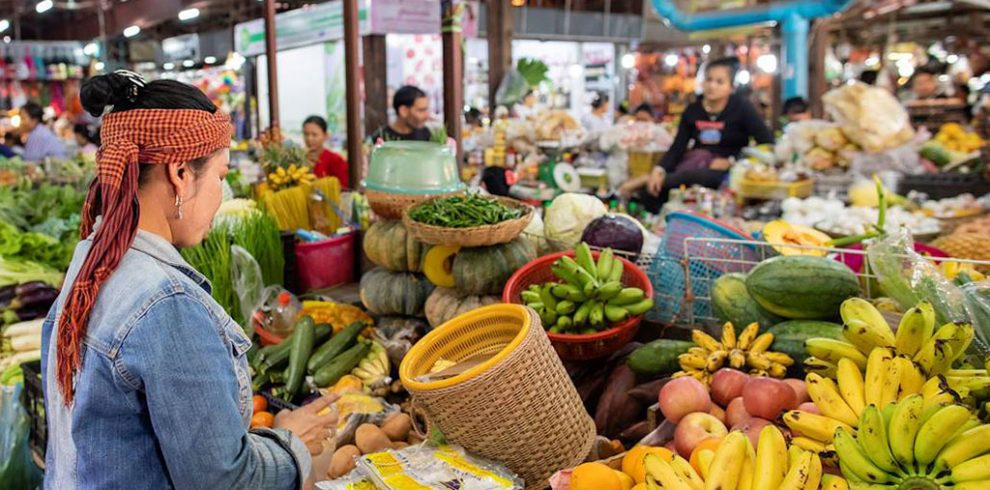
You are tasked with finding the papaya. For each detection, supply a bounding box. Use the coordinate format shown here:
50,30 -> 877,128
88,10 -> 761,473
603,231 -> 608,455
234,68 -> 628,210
762,220 -> 831,257
745,255 -> 860,320
710,273 -> 783,328
627,339 -> 694,378
767,320 -> 843,364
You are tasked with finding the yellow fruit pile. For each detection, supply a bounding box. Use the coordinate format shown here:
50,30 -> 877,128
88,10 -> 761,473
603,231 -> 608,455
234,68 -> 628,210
676,322 -> 793,385
935,123 -> 985,153
267,163 -> 315,191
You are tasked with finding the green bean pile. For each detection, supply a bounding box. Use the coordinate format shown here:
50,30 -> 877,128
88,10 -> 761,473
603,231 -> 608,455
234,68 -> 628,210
409,194 -> 523,228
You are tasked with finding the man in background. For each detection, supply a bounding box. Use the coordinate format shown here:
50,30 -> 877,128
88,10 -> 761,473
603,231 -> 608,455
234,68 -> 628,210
371,85 -> 432,142
20,101 -> 68,161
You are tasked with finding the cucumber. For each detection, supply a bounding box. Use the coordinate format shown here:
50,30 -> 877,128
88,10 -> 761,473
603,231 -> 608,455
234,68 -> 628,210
283,318 -> 315,399
627,339 -> 694,377
313,342 -> 371,387
314,323 -> 332,344
307,321 -> 366,374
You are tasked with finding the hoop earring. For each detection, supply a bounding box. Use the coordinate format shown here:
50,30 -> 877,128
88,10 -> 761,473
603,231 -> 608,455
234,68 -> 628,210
175,194 -> 184,220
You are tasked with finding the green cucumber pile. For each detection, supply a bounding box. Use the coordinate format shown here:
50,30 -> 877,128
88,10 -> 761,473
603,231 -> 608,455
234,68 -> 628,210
521,243 -> 654,334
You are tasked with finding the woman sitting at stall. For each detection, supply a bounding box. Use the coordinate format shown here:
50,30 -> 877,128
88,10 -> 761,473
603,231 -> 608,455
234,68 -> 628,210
640,57 -> 773,212
304,115 -> 349,188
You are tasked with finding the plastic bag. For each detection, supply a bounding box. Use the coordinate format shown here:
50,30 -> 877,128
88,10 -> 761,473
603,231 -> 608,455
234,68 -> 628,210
356,443 -> 523,490
822,82 -> 916,153
954,274 -> 990,355
866,229 -> 970,326
231,244 -> 264,337
495,69 -> 528,108
327,392 -> 400,447
0,384 -> 44,489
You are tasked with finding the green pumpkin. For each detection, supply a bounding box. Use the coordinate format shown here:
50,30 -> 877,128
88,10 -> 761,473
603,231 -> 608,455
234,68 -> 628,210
359,268 -> 434,316
452,238 -> 537,296
363,220 -> 427,272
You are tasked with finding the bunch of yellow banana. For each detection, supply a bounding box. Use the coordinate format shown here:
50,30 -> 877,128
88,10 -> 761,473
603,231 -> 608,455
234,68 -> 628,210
676,322 -> 793,385
833,394 -> 990,489
803,299 -> 980,379
786,345 -> 969,448
351,341 -> 390,388
267,163 -> 315,190
645,427 -> 843,490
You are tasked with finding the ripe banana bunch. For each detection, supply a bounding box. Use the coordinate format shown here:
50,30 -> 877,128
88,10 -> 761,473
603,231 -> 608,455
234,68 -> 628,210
803,299 -> 981,379
267,163 -> 315,190
351,341 -> 390,388
788,346 -> 970,448
676,322 -> 793,385
833,394 -> 990,489
647,428 -> 839,490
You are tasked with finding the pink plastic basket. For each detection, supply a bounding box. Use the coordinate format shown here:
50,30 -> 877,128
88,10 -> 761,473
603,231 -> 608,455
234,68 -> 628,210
294,233 -> 355,292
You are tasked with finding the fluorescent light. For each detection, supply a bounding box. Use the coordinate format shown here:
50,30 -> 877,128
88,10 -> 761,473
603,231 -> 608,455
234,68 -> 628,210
178,8 -> 199,21
83,42 -> 98,56
163,62 -> 175,70
123,25 -> 140,38
204,56 -> 217,64
0,20 -> 9,33
664,53 -> 678,67
756,54 -> 777,73
36,0 -> 53,13
702,44 -> 711,54
621,53 -> 635,70
736,70 -> 751,85
2,36 -> 10,44
94,61 -> 105,71
182,59 -> 195,68
947,54 -> 959,64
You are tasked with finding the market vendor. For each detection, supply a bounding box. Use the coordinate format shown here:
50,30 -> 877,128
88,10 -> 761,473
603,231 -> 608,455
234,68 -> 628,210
581,92 -> 612,136
73,123 -> 100,157
512,91 -> 540,119
41,71 -> 337,488
303,115 -> 349,188
370,85 -> 432,142
639,58 -> 773,212
20,101 -> 68,162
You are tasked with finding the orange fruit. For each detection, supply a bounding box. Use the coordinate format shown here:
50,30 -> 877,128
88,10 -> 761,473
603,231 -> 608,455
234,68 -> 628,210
250,411 -> 275,429
252,394 -> 268,414
689,437 -> 723,476
570,463 -> 622,490
621,445 -> 674,484
613,470 -> 634,490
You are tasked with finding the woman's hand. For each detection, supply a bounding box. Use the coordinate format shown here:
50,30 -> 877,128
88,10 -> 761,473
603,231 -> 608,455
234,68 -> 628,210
274,393 -> 340,455
647,167 -> 666,195
709,158 -> 732,171
618,175 -> 649,198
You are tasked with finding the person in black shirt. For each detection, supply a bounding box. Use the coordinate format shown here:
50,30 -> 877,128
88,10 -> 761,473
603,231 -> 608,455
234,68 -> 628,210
641,57 -> 773,212
371,85 -> 433,142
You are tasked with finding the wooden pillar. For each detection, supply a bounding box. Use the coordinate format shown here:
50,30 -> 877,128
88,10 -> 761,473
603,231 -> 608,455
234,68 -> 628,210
443,0 -> 464,166
263,0 -> 279,128
343,0 -> 364,188
486,0 -> 512,111
809,18 -> 829,118
362,35 -> 388,137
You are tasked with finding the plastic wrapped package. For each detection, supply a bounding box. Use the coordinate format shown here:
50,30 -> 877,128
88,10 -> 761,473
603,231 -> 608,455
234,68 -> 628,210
354,444 -> 523,490
231,244 -> 264,336
822,82 -> 915,153
326,392 -> 401,447
954,273 -> 990,355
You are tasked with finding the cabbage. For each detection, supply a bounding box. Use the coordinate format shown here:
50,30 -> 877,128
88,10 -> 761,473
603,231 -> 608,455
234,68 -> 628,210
544,193 -> 608,251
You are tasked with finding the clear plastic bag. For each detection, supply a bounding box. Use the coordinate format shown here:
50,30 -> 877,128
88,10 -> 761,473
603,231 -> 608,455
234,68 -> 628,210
822,82 -> 916,153
231,244 -> 264,337
0,384 -> 44,489
954,274 -> 990,356
495,69 -> 529,108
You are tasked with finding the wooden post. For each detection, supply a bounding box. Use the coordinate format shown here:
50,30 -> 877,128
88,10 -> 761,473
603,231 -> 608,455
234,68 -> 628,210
486,0 -> 512,111
809,18 -> 829,118
443,0 -> 464,166
362,35 -> 388,138
343,0 -> 364,188
263,0 -> 279,128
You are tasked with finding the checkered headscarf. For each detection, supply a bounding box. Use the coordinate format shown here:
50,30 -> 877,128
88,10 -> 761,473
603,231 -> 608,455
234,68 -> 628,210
56,107 -> 232,404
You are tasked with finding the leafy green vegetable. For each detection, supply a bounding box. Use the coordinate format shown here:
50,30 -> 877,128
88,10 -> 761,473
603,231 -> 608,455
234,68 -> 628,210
181,227 -> 239,324
0,256 -> 63,287
517,58 -> 550,88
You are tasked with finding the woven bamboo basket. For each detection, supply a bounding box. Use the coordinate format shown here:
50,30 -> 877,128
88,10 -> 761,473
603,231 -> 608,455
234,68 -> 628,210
365,188 -> 464,220
399,304 -> 596,489
402,196 -> 534,247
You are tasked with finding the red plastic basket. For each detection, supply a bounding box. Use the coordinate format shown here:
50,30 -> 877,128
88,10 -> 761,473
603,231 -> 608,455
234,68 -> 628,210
503,250 -> 653,360
294,232 -> 355,292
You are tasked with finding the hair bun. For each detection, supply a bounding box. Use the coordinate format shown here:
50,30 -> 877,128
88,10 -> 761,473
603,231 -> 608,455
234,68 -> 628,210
80,70 -> 146,117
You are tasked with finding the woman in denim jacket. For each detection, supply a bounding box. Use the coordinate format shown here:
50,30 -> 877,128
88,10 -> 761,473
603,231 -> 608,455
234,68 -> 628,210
40,71 -> 337,489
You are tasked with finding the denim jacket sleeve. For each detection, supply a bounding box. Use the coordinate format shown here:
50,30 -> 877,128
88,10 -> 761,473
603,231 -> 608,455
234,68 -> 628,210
118,292 -> 311,490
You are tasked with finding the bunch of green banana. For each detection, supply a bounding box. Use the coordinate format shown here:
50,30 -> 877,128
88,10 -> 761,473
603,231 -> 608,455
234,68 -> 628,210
833,393 -> 990,489
351,341 -> 390,388
520,242 -> 653,334
804,299 -> 980,379
648,427 -> 838,490
675,322 -> 793,386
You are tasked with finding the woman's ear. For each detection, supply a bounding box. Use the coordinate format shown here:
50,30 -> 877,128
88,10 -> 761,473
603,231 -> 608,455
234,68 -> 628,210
165,161 -> 193,200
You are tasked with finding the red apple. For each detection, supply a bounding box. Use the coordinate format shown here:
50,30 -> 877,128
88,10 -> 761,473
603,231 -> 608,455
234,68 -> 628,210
659,377 -> 712,423
783,379 -> 809,405
709,404 -> 726,423
731,417 -> 774,448
798,402 -> 821,415
725,397 -> 751,427
710,368 -> 750,406
674,412 -> 729,458
742,378 -> 797,420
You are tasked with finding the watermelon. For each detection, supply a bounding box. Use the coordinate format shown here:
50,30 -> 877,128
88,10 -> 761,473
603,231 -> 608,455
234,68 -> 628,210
745,256 -> 860,320
710,273 -> 784,328
767,320 -> 843,364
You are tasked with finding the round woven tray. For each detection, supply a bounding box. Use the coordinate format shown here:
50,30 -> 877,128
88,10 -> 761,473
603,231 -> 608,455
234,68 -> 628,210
365,188 -> 464,220
400,305 -> 596,489
402,195 -> 534,247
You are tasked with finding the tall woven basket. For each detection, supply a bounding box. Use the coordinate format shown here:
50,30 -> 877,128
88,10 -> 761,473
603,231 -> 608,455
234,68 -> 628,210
399,304 -> 596,489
